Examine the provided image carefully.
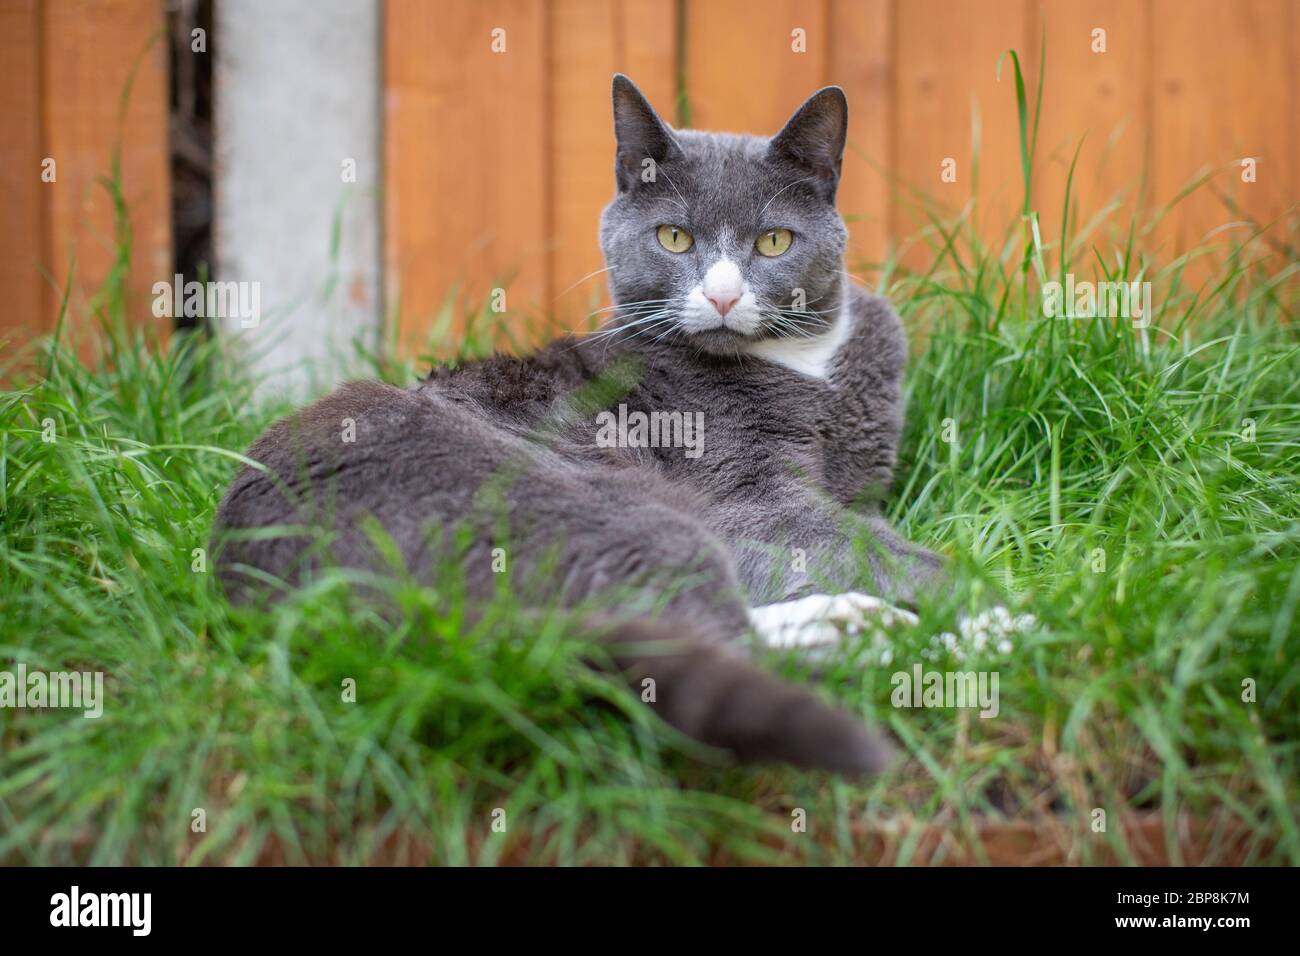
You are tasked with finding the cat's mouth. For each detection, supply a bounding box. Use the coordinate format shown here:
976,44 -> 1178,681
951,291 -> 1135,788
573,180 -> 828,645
681,306 -> 763,337
685,325 -> 761,355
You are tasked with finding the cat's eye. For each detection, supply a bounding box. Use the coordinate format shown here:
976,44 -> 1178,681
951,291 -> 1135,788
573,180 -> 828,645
756,228 -> 794,257
657,224 -> 694,253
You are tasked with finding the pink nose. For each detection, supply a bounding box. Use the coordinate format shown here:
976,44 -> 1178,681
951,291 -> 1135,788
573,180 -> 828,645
707,293 -> 739,316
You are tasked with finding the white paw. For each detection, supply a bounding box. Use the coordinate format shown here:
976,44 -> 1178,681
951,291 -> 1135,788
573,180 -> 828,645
750,591 -> 918,651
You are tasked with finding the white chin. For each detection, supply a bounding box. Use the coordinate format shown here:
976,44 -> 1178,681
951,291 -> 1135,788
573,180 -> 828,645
723,313 -> 761,335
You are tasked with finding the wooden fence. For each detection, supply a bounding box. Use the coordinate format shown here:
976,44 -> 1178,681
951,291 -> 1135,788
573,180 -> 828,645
1,0 -> 170,361
386,0 -> 1298,352
2,0 -> 1296,363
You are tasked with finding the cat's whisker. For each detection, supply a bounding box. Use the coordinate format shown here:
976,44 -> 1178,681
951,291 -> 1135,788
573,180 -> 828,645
567,301 -> 677,337
657,168 -> 691,214
758,176 -> 814,220
584,311 -> 677,347
755,296 -> 840,324
772,320 -> 825,335
761,312 -> 826,338
614,308 -> 678,327
619,317 -> 678,342
588,305 -> 673,319
647,323 -> 681,345
792,291 -> 834,309
649,324 -> 686,346
594,315 -> 680,360
552,265 -> 615,304
583,323 -> 661,347
756,292 -> 839,316
560,311 -> 673,354
754,291 -> 835,313
584,298 -> 675,318
589,322 -> 672,345
601,315 -> 666,330
766,319 -> 806,339
773,309 -> 838,320
763,301 -> 838,315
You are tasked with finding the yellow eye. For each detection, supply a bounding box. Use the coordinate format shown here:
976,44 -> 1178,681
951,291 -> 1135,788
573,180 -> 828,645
657,224 -> 694,253
756,228 -> 793,257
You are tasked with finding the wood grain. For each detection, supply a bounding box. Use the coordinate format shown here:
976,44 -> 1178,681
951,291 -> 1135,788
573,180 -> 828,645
685,0 -> 829,135
1150,0 -> 1295,277
892,0 -> 1030,265
0,0 -> 45,362
385,0 -> 548,356
1,0 -> 170,366
1031,0 -> 1149,270
547,0 -> 677,330
827,0 -> 892,279
41,0 -> 171,354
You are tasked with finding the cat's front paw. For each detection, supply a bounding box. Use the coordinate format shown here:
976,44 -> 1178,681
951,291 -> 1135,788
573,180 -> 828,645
750,591 -> 917,651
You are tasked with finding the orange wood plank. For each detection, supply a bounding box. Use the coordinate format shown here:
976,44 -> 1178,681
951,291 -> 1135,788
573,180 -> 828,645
892,0 -> 1029,264
685,0 -> 830,135
827,0 -> 892,279
682,1 -> 896,277
1150,0 -> 1294,276
1031,0 -> 1149,270
547,0 -> 677,330
40,0 -> 171,355
385,0 -> 549,357
0,0 -> 46,366
1292,0 -> 1299,255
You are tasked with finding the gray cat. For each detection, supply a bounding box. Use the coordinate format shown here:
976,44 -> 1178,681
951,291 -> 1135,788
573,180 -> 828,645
213,76 -> 948,776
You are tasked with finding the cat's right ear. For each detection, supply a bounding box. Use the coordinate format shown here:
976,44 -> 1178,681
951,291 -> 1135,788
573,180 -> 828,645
611,74 -> 681,193
768,86 -> 848,202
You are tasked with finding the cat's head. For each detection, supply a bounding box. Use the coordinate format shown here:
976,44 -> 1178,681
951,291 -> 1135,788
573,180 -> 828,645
599,74 -> 849,356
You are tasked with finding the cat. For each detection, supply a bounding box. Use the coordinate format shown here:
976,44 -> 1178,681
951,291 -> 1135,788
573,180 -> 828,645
212,75 -> 952,776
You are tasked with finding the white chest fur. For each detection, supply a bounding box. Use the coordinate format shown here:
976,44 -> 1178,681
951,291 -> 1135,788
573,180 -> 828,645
742,305 -> 854,379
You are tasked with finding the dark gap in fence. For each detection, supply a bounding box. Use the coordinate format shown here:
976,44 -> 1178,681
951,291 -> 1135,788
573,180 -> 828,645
168,0 -> 214,334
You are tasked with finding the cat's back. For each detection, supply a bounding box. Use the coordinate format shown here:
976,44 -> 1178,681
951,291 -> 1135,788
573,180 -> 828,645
415,335 -> 605,427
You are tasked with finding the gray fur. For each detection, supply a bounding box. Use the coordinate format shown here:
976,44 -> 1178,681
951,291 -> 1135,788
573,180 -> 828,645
213,76 -> 945,776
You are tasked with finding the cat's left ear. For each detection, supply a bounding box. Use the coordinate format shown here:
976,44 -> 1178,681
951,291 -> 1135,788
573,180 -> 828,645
768,87 -> 848,202
611,74 -> 683,193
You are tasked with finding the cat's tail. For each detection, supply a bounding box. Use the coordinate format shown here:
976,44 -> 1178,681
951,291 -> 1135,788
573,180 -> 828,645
601,619 -> 894,777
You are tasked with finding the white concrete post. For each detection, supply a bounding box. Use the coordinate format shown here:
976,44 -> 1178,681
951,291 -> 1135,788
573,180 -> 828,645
215,0 -> 382,397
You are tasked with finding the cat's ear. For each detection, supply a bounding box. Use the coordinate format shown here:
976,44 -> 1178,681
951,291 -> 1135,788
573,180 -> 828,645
768,87 -> 848,201
611,74 -> 682,193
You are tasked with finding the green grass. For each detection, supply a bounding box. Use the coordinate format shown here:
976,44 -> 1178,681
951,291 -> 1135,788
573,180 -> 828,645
2,55 -> 1298,865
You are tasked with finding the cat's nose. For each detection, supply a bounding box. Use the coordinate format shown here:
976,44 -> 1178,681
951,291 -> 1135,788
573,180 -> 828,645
707,293 -> 739,316
702,259 -> 744,318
